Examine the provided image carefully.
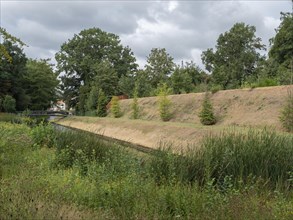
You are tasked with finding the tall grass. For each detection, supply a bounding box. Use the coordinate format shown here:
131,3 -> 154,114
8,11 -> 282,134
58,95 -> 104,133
51,129 -> 140,177
149,129 -> 293,190
200,129 -> 293,189
0,113 -> 21,123
1,121 -> 293,219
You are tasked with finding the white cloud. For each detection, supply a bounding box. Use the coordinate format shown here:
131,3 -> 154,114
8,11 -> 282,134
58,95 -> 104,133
264,16 -> 281,31
190,48 -> 204,69
168,1 -> 179,13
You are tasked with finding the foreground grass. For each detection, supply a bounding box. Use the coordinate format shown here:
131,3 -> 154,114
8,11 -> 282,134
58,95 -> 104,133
1,121 -> 293,219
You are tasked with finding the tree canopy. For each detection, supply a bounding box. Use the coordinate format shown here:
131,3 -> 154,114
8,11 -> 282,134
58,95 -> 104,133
0,40 -> 29,110
0,28 -> 26,63
268,12 -> 293,84
55,27 -> 138,109
0,29 -> 59,112
202,23 -> 265,89
145,48 -> 175,88
24,59 -> 59,110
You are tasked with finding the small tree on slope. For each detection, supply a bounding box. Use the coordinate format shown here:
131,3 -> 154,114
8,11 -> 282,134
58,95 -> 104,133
199,93 -> 216,125
110,96 -> 121,118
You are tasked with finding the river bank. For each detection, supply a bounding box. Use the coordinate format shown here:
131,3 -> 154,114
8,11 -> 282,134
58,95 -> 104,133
1,119 -> 293,219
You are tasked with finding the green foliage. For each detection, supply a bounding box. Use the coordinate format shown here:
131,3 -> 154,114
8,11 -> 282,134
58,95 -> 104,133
0,40 -> 29,111
199,93 -> 216,125
30,123 -> 56,148
86,85 -> 99,112
256,77 -> 279,87
171,66 -> 193,94
118,74 -> 135,98
0,40 -> 57,112
1,122 -> 293,219
0,27 -> 26,63
131,83 -> 139,119
280,89 -> 293,132
269,12 -> 293,67
77,85 -> 90,115
199,129 -> 293,189
145,48 -> 175,87
134,69 -> 153,97
157,83 -> 172,121
210,84 -> 223,94
150,129 -> 293,190
202,22 -> 265,89
148,148 -> 196,184
0,113 -> 21,123
171,62 -> 208,94
242,75 -> 279,89
96,88 -> 108,117
55,27 -> 137,110
91,61 -> 119,97
3,95 -> 16,113
52,130 -> 109,172
267,12 -> 293,85
193,83 -> 209,93
110,96 -> 122,118
25,59 -> 59,110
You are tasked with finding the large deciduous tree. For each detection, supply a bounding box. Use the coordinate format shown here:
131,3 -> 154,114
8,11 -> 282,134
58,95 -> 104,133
0,40 -> 29,110
268,12 -> 293,84
171,61 -> 208,94
24,59 -> 59,110
145,48 -> 175,88
201,23 -> 265,89
0,27 -> 26,63
55,28 -> 138,110
134,69 -> 153,97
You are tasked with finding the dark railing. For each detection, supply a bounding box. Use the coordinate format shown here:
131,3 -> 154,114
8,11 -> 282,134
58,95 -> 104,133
26,110 -> 69,116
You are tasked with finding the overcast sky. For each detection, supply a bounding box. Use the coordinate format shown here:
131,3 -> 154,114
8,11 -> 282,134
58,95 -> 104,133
1,0 -> 292,69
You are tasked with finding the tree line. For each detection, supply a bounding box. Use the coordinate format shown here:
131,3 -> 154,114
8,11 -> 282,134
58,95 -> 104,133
0,27 -> 59,112
0,12 -> 292,114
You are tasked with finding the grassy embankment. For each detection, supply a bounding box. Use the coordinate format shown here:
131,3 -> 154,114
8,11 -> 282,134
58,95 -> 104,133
1,113 -> 293,219
57,86 -> 292,152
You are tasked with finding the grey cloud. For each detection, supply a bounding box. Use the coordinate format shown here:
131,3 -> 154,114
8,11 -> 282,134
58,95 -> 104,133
1,0 -> 291,68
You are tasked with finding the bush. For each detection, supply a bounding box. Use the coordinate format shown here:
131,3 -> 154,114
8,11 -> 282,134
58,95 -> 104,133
110,96 -> 122,118
257,77 -> 278,87
30,123 -> 56,148
3,95 -> 16,113
210,85 -> 223,94
199,93 -> 216,125
157,83 -> 172,121
84,110 -> 97,116
280,89 -> 293,132
52,130 -> 134,176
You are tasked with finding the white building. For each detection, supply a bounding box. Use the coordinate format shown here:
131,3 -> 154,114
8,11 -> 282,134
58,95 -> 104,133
50,100 -> 66,111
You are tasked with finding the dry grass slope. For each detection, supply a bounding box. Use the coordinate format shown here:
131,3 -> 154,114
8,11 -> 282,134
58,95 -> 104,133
58,86 -> 292,151
119,85 -> 292,129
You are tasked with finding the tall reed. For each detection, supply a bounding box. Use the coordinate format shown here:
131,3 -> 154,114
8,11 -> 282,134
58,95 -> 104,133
200,129 -> 293,189
149,129 -> 293,190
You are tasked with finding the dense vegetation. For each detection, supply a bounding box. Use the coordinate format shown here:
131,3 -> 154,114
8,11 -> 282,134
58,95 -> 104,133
0,29 -> 59,112
1,12 -> 292,115
1,115 -> 293,219
57,12 -> 292,115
